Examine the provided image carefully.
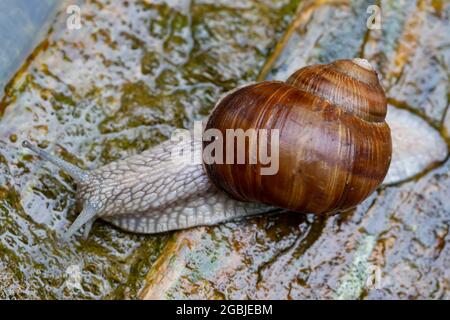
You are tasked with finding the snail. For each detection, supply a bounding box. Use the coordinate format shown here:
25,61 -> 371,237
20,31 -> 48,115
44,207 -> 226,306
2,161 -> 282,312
23,58 -> 392,239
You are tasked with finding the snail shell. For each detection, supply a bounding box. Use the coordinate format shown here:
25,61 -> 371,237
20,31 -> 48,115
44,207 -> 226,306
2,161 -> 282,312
23,58 -> 391,239
204,59 -> 391,214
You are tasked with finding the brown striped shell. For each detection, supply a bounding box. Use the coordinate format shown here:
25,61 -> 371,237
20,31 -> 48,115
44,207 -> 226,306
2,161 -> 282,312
203,59 -> 392,214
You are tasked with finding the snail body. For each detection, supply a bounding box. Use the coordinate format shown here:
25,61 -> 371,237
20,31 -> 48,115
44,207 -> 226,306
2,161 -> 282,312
24,58 -> 391,239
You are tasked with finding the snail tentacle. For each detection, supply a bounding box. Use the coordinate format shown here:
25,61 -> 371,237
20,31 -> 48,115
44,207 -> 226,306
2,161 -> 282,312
83,218 -> 96,239
63,202 -> 98,240
23,141 -> 89,182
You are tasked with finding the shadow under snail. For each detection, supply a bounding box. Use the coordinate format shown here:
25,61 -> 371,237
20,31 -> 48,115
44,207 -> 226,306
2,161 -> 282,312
23,58 -> 392,239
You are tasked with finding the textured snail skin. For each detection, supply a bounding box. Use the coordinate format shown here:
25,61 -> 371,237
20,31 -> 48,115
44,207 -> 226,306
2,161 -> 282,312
23,138 -> 276,238
79,139 -> 273,236
23,58 -> 391,238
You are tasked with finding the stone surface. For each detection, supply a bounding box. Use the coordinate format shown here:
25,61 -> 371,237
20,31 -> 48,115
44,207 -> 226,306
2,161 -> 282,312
364,0 -> 450,127
384,105 -> 447,185
141,158 -> 450,299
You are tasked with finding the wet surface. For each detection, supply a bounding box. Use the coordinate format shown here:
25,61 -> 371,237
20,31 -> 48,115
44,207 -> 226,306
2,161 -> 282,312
0,0 -> 449,299
0,0 -> 299,298
142,157 -> 450,299
384,105 -> 447,185
364,0 -> 449,127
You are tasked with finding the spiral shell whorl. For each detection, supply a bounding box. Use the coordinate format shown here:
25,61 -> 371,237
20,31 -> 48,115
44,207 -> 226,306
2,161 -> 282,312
286,59 -> 387,122
204,59 -> 392,215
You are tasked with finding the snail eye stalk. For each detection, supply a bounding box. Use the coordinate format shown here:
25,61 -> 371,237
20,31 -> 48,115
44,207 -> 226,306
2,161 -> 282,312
22,140 -> 89,182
